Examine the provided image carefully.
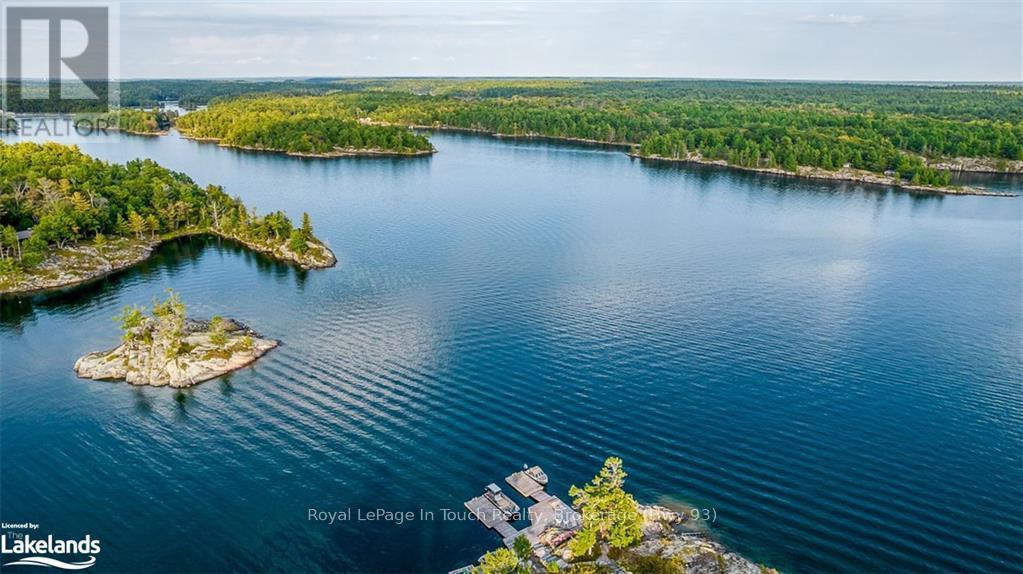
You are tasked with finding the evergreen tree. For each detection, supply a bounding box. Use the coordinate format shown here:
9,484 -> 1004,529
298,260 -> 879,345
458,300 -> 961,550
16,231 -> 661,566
568,457 -> 644,556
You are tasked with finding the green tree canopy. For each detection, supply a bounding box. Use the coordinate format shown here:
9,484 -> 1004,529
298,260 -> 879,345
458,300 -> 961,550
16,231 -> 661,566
473,547 -> 527,574
568,457 -> 644,556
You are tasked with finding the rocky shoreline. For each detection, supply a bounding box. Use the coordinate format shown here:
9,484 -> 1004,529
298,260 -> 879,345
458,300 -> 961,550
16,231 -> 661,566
75,316 -> 277,388
465,502 -> 775,574
457,458 -> 775,574
0,229 -> 336,296
630,153 -> 1018,197
625,504 -> 775,574
928,156 -> 1023,174
214,228 -> 337,269
0,236 -> 161,295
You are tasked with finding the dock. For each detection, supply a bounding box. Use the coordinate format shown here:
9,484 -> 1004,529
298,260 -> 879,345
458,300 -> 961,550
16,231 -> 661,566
493,521 -> 518,539
505,469 -> 546,500
463,465 -> 577,572
463,495 -> 518,538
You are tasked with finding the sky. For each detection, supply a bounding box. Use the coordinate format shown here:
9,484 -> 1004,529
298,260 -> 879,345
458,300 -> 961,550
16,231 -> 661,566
16,0 -> 1023,81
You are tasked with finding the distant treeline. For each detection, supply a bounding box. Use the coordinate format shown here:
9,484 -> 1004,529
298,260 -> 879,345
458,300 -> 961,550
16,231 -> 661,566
3,81 -> 112,113
105,79 -> 1023,181
112,78 -> 1023,123
118,79 -> 343,109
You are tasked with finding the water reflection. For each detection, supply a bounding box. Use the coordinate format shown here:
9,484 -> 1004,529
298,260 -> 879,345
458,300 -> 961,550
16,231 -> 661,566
173,389 -> 192,418
635,156 -> 952,207
132,387 -> 154,414
0,235 -> 310,329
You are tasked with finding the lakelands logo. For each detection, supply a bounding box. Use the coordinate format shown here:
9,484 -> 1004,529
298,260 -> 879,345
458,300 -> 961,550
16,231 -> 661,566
1,534 -> 100,570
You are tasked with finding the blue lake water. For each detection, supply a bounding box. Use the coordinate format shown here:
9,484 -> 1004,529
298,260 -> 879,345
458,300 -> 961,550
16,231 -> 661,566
1,130 -> 1021,573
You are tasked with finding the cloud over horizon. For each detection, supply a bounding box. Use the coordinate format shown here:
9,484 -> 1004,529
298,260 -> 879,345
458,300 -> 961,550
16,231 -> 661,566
98,1 -> 1022,81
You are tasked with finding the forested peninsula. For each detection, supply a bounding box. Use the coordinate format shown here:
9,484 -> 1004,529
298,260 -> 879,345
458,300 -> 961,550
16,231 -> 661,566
0,142 -> 336,295
106,79 -> 1022,195
174,96 -> 435,157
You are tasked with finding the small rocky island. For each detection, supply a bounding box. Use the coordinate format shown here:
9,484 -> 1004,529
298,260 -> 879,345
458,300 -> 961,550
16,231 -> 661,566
75,291 -> 277,387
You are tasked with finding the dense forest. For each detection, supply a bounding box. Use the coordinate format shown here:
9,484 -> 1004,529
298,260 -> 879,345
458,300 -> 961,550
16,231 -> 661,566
112,78 -> 1023,122
0,142 -> 321,273
37,78 -> 1022,182
353,91 -> 1020,183
114,79 -> 1021,180
174,96 -> 434,155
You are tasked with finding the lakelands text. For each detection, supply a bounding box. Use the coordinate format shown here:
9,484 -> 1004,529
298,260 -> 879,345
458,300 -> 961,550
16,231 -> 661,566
1,534 -> 101,555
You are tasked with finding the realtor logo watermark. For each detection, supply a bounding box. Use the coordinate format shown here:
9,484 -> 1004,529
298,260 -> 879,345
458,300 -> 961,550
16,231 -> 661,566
1,1 -> 120,140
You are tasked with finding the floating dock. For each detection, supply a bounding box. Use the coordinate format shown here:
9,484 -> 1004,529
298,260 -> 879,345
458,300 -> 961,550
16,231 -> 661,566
464,495 -> 518,538
505,469 -> 546,500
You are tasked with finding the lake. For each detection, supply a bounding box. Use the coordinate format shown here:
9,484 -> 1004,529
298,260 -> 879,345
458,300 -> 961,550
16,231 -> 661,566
1,130 -> 1020,573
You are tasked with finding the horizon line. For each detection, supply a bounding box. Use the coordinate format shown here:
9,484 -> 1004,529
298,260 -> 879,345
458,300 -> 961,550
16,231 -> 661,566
5,76 -> 1022,86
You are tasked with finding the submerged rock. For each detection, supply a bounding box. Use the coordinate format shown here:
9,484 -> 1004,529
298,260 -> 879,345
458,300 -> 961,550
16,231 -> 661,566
74,317 -> 277,388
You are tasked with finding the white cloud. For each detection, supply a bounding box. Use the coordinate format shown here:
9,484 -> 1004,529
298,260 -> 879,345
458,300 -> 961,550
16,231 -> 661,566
797,13 -> 869,25
119,1 -> 1020,81
169,34 -> 308,57
233,56 -> 267,65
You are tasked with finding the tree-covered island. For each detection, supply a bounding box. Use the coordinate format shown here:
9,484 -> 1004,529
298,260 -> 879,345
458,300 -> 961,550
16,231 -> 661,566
104,109 -> 176,135
0,141 -> 336,294
174,95 -> 436,157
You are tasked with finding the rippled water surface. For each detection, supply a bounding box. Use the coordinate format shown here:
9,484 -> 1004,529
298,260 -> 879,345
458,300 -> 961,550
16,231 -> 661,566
2,131 -> 1021,573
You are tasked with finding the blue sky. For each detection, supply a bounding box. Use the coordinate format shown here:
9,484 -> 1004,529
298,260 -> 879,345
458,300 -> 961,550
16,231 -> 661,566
108,0 -> 1022,81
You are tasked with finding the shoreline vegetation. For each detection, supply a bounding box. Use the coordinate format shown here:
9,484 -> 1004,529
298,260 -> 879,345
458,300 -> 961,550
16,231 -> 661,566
400,123 -> 1019,197
75,290 -> 277,387
466,457 -> 777,574
89,79 -> 1021,196
0,142 -> 336,295
178,132 -> 436,158
112,127 -> 170,137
